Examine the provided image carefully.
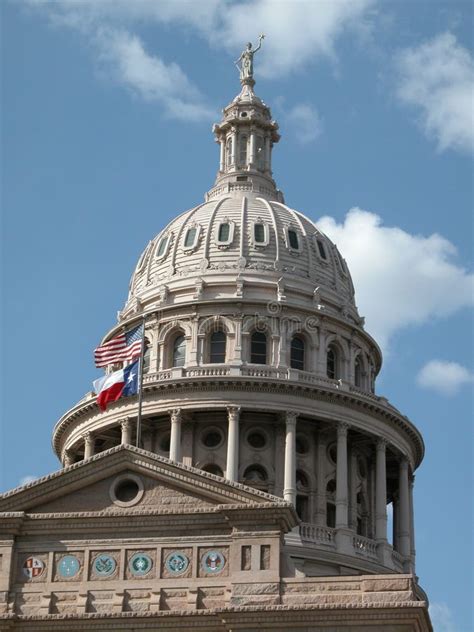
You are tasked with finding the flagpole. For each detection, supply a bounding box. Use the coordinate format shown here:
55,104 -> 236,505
136,315 -> 147,449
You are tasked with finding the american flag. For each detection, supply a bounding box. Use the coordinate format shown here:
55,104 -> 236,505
94,324 -> 144,368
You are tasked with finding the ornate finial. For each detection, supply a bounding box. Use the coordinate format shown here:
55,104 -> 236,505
235,34 -> 265,85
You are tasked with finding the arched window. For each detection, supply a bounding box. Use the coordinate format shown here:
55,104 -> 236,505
172,334 -> 186,367
239,134 -> 248,167
290,336 -> 305,370
354,356 -> 362,387
327,345 -> 337,380
142,337 -> 151,373
209,330 -> 226,363
326,479 -> 336,528
201,464 -> 224,477
243,464 -> 268,490
250,331 -> 267,364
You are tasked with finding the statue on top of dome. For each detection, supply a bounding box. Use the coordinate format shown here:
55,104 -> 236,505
235,34 -> 265,83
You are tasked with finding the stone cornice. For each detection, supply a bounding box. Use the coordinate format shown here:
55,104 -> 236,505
0,446 -> 296,521
52,378 -> 425,467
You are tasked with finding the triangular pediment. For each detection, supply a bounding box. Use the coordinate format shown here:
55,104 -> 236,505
0,445 -> 288,516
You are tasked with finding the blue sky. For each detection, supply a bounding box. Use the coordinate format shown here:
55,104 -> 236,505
1,2 -> 473,630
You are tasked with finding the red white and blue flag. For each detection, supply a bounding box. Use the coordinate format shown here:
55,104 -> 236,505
93,360 -> 139,411
94,324 -> 143,368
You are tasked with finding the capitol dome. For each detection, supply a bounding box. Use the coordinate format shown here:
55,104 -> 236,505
52,66 -> 424,581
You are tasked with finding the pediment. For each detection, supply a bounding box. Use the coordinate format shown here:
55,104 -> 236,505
0,445 -> 285,516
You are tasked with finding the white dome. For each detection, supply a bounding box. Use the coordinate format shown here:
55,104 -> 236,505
123,193 -> 359,324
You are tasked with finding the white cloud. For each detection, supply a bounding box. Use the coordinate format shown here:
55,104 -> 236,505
417,360 -> 474,396
286,104 -> 323,144
19,475 -> 37,486
395,32 -> 474,154
429,602 -> 456,632
26,0 -> 376,82
317,208 -> 474,350
95,28 -> 215,121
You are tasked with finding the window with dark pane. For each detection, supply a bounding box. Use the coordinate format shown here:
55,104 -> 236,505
290,336 -> 305,370
184,227 -> 197,248
172,334 -> 186,367
210,330 -> 226,363
218,223 -> 230,242
327,346 -> 337,379
239,134 -> 248,167
250,331 -> 267,364
288,229 -> 299,250
354,356 -> 362,387
317,239 -> 327,259
254,223 -> 266,244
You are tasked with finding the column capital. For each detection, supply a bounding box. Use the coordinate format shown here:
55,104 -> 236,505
169,408 -> 182,423
285,411 -> 298,426
119,417 -> 131,429
376,437 -> 388,451
83,432 -> 94,446
337,421 -> 350,437
227,406 -> 241,422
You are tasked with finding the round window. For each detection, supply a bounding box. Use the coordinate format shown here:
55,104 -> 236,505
247,430 -> 267,449
201,428 -> 224,449
110,474 -> 144,507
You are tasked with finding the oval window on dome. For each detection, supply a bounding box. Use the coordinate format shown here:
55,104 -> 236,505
156,234 -> 171,259
252,222 -> 269,247
183,226 -> 200,251
287,228 -> 300,251
215,221 -> 234,247
316,239 -> 327,260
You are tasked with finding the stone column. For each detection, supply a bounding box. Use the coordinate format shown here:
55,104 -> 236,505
398,458 -> 411,558
283,412 -> 297,505
120,418 -> 132,446
349,448 -> 358,530
335,423 -> 349,529
264,136 -> 271,172
219,140 -> 225,172
83,433 -> 95,460
409,474 -> 416,571
375,439 -> 387,541
226,407 -> 240,481
315,432 -> 327,526
169,409 -> 182,463
63,450 -> 73,467
249,131 -> 256,168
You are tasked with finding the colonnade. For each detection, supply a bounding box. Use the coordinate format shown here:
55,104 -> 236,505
68,409 -> 414,562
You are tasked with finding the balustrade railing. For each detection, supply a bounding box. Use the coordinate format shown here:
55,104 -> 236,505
300,523 -> 336,547
391,549 -> 405,571
352,534 -> 378,560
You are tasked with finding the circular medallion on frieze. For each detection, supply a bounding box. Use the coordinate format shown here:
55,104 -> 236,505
129,553 -> 153,577
58,555 -> 80,578
93,554 -> 116,577
165,551 -> 189,575
202,550 -> 225,574
22,557 -> 45,579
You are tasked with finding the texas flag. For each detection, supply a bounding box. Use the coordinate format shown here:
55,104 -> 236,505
93,360 -> 139,411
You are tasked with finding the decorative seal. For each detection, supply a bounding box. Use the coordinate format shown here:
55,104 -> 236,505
202,550 -> 225,574
23,557 -> 45,579
165,551 -> 189,575
129,552 -> 153,577
93,554 -> 116,577
58,555 -> 80,578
